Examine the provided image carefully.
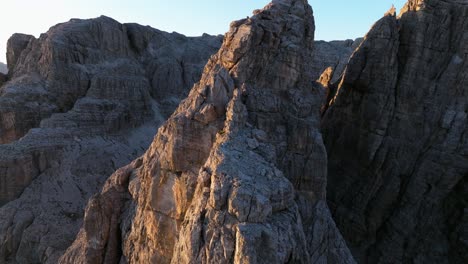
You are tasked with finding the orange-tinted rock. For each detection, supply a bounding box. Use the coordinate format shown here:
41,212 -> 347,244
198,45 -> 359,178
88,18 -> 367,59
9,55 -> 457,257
0,17 -> 221,264
61,1 -> 355,263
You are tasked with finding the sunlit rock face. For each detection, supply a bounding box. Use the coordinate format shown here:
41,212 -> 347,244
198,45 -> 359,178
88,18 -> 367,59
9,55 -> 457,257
322,0 -> 468,263
60,0 -> 355,263
0,16 -> 222,264
1,18 -> 222,145
3,0 -> 463,262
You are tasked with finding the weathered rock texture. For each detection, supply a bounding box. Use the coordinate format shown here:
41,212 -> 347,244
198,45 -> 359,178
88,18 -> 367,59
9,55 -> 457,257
0,16 -> 222,264
61,0 -> 355,263
311,39 -> 362,83
322,0 -> 468,263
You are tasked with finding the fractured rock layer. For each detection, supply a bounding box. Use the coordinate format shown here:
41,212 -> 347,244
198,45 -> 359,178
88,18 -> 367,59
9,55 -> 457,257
312,39 -> 362,83
0,16 -> 221,264
322,0 -> 468,263
61,0 -> 355,263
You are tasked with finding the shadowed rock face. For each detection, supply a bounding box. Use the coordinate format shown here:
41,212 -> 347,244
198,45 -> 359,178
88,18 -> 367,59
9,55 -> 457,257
0,16 -> 223,205
3,0 -> 464,263
0,16 -> 222,264
1,18 -> 222,145
311,39 -> 362,83
60,0 -> 355,263
0,7 -> 358,264
322,0 -> 468,263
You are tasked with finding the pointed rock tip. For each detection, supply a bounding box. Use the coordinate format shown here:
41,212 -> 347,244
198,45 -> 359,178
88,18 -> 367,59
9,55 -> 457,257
385,4 -> 397,17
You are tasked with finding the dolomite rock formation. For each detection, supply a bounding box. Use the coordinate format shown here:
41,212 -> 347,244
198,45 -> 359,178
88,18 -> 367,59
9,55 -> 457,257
322,0 -> 468,263
0,16 -> 221,264
311,39 -> 362,83
61,0 -> 355,263
7,0 -> 464,262
0,9 -> 359,264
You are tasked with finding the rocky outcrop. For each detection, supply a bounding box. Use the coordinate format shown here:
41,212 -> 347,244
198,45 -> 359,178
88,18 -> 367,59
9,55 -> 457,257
322,1 -> 468,263
7,0 -> 464,263
0,16 -> 222,203
61,0 -> 355,263
312,39 -> 362,83
1,17 -> 222,145
0,16 -> 221,264
6,34 -> 34,73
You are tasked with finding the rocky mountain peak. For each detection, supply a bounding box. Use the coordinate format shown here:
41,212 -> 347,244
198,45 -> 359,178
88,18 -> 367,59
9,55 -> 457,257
1,0 -> 464,263
6,33 -> 34,73
0,15 -> 222,263
323,0 -> 468,262
60,0 -> 355,263
0,1 -> 360,261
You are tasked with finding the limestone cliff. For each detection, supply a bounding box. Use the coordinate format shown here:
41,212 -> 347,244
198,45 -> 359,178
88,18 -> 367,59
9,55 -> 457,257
322,0 -> 468,263
60,0 -> 355,263
0,16 -> 221,264
312,39 -> 362,83
2,0 -> 463,263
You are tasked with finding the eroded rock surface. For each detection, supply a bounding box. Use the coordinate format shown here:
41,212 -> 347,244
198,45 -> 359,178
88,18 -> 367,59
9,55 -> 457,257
1,17 -> 222,145
61,0 -> 355,263
322,0 -> 468,263
312,39 -> 362,83
0,16 -> 221,264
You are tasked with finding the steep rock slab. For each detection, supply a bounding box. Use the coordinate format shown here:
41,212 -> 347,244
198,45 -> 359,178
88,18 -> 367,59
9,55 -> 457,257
0,17 -> 221,264
61,0 -> 355,263
322,1 -> 468,263
0,16 -> 221,205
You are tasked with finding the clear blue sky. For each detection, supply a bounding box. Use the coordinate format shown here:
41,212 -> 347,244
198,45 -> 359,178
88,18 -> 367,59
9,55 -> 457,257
0,0 -> 407,64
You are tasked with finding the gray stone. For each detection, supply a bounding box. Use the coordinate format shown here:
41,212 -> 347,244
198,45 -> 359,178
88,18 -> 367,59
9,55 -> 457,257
0,16 -> 221,264
61,1 -> 355,263
6,33 -> 34,72
322,0 -> 468,263
312,38 -> 362,83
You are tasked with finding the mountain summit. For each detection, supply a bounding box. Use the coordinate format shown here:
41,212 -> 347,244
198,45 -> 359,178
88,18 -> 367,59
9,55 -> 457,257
61,0 -> 355,263
0,0 -> 466,263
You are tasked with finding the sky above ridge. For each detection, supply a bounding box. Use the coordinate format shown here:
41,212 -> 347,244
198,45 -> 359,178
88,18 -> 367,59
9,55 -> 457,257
0,0 -> 407,64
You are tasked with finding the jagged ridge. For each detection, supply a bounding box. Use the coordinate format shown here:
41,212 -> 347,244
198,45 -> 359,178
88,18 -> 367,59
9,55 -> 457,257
60,0 -> 355,263
0,16 -> 221,264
